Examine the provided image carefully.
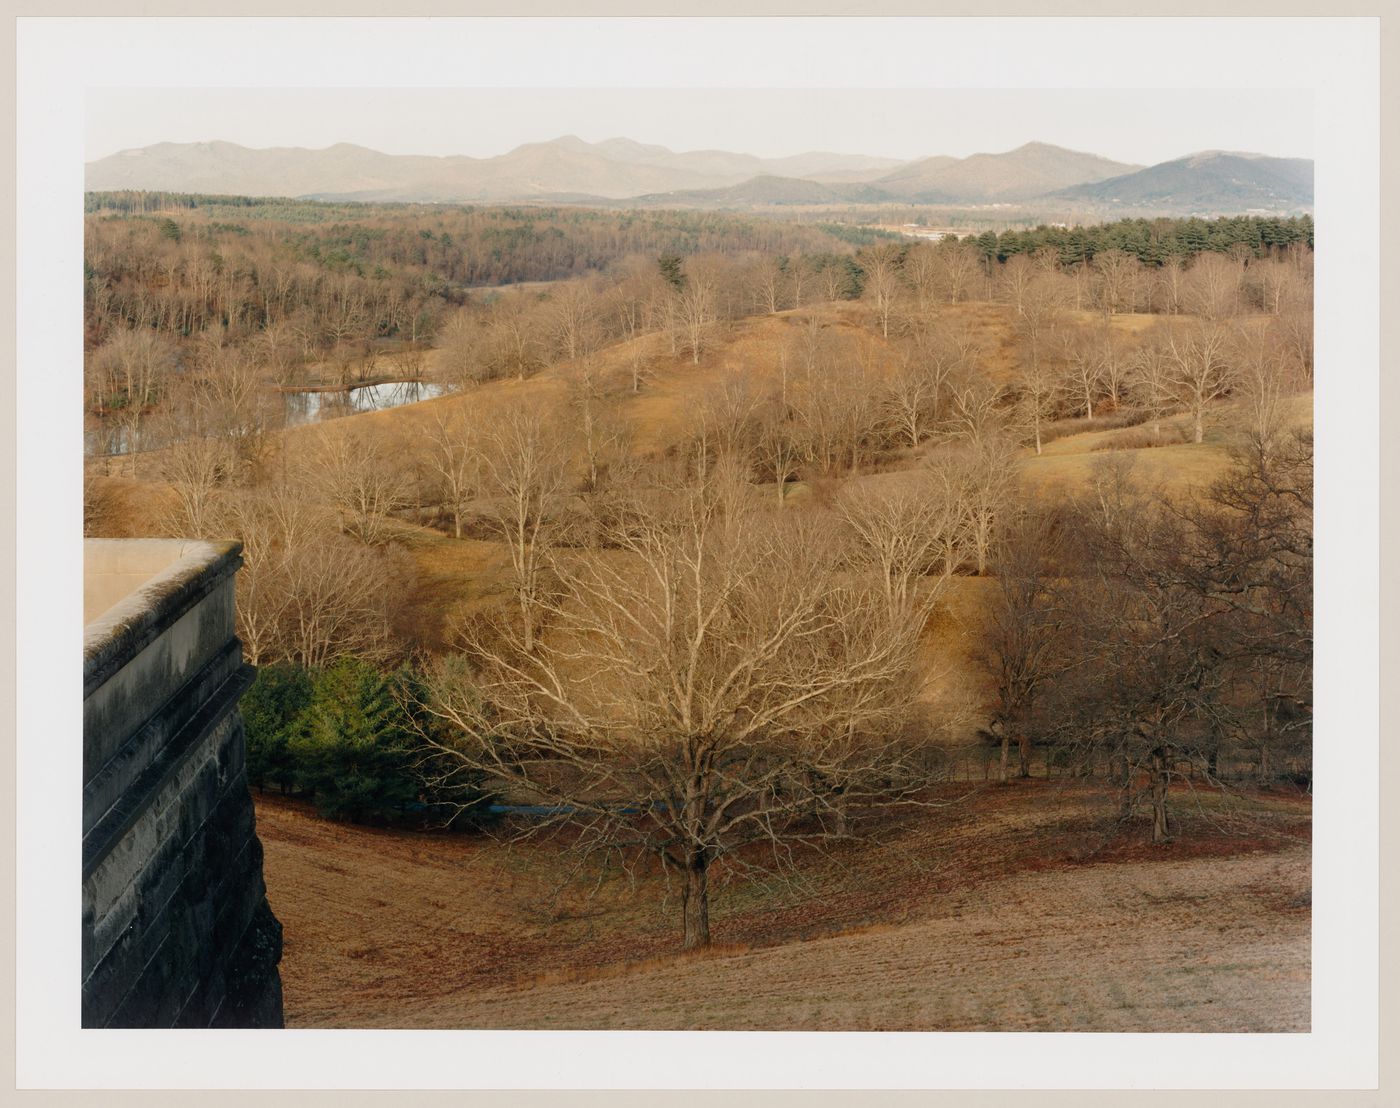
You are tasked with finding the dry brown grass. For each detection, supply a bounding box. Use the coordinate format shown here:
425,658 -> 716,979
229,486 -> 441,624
90,313 -> 1314,667
256,780 -> 1310,1031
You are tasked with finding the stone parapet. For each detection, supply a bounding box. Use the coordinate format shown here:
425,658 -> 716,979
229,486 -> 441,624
82,539 -> 283,1028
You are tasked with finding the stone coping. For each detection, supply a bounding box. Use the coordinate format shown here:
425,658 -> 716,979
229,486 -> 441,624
83,539 -> 244,698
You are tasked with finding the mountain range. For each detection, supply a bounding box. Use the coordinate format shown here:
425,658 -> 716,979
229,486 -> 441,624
85,137 -> 1313,214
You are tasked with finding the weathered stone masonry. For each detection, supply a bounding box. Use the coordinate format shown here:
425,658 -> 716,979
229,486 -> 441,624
83,539 -> 283,1028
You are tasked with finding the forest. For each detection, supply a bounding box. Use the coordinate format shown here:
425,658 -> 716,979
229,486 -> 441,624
84,196 -> 1312,1005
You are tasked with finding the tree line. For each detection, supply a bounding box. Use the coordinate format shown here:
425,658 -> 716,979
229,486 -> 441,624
967,214 -> 1314,265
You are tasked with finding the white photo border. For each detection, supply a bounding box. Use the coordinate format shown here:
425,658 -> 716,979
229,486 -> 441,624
15,15 -> 1379,1090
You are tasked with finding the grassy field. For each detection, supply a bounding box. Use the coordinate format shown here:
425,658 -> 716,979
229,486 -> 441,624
256,779 -> 1310,1031
92,301 -> 1315,668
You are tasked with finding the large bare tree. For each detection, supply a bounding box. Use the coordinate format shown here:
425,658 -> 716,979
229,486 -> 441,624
420,467 -> 939,949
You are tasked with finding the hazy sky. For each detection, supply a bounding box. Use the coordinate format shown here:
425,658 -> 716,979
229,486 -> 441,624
86,87 -> 1313,165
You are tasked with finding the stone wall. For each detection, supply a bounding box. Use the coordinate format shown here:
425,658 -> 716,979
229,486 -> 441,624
82,539 -> 283,1028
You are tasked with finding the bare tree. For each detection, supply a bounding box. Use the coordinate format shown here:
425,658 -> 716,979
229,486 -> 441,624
305,425 -> 414,544
936,240 -> 982,304
437,308 -> 490,389
817,257 -> 854,304
748,254 -> 788,315
946,435 -> 1020,577
86,328 -> 179,465
1164,320 -> 1234,444
860,243 -> 904,340
837,468 -> 966,612
676,268 -> 718,365
215,482 -> 401,668
786,254 -> 812,309
883,351 -> 943,450
1273,304 -> 1314,385
568,355 -> 630,492
686,370 -> 763,478
882,322 -> 969,448
947,367 -> 1006,450
1183,252 -> 1244,321
1052,435 -> 1312,840
420,469 -> 937,950
255,318 -> 302,386
1053,322 -> 1106,421
423,405 -> 481,539
1096,323 -> 1133,412
1091,249 -> 1141,317
1229,320 -> 1299,462
155,433 -> 237,539
903,243 -> 941,316
478,402 -> 573,653
1127,329 -> 1179,440
486,291 -> 545,381
199,343 -> 279,477
148,373 -> 238,537
998,253 -> 1036,316
546,279 -> 603,365
978,502 -> 1070,782
1152,255 -> 1187,316
753,390 -> 807,506
791,345 -> 884,477
1013,342 -> 1061,457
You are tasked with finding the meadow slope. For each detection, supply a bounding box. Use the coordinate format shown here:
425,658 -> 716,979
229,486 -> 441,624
256,781 -> 1310,1031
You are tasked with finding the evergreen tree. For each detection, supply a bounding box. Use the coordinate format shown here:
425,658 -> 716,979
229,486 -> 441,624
291,657 -> 419,823
658,252 -> 685,292
396,665 -> 500,830
240,664 -> 313,794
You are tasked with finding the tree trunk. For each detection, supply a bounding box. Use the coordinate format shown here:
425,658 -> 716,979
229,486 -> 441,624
681,852 -> 711,950
1193,409 -> 1204,444
1018,733 -> 1031,778
999,732 -> 1010,785
1150,746 -> 1171,843
1111,753 -> 1133,817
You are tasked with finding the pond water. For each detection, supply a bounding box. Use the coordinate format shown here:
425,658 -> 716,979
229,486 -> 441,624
281,380 -> 448,428
85,379 -> 449,456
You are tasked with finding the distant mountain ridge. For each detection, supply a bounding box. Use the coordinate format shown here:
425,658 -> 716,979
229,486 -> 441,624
873,142 -> 1138,202
85,136 -> 1313,214
1052,151 -> 1314,211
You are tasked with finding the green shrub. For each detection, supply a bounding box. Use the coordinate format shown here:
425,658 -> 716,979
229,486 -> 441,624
240,657 -> 498,830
